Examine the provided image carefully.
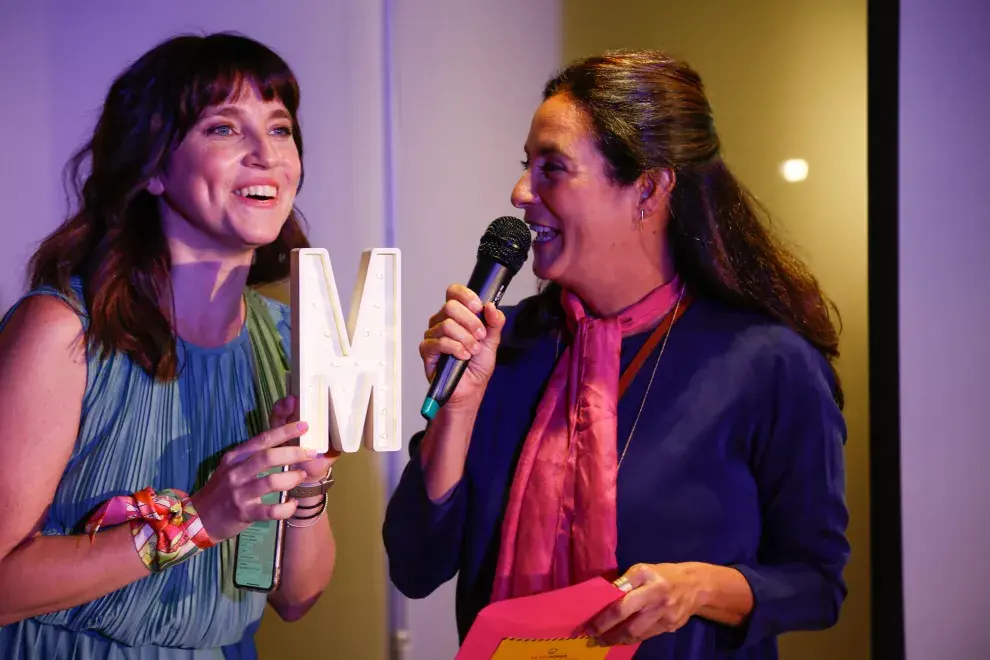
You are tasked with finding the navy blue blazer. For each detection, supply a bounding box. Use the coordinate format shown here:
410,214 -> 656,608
383,295 -> 849,659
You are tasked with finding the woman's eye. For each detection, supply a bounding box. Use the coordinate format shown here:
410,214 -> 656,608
521,159 -> 563,174
271,125 -> 293,137
207,124 -> 234,137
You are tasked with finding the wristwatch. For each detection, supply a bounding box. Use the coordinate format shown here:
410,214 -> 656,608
288,466 -> 334,499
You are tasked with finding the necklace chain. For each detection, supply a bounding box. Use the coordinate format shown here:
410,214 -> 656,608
554,286 -> 685,473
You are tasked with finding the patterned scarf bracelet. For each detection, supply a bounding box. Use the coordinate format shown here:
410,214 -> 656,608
85,487 -> 216,573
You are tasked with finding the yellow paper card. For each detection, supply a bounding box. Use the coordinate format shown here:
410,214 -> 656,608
490,637 -> 609,660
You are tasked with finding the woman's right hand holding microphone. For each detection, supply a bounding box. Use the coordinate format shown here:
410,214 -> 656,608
419,284 -> 506,410
416,284 -> 506,501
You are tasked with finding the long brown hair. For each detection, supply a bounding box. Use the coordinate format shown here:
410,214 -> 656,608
539,50 -> 843,406
29,32 -> 309,381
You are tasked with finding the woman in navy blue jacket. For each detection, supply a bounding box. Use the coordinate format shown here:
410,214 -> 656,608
383,49 -> 849,659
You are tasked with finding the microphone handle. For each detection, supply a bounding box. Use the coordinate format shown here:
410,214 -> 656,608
421,255 -> 514,420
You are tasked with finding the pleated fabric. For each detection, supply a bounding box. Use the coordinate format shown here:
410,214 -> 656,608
0,279 -> 292,659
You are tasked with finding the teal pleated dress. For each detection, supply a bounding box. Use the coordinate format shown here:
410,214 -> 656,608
0,279 -> 292,659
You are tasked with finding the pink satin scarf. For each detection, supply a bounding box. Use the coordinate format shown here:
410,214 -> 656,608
490,277 -> 685,602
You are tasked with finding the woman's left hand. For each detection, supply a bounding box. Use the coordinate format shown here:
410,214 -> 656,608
269,395 -> 339,481
583,563 -> 711,646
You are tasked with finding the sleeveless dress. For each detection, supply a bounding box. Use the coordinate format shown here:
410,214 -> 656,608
0,279 -> 292,660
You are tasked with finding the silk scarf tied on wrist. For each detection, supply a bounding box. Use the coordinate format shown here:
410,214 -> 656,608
490,276 -> 690,602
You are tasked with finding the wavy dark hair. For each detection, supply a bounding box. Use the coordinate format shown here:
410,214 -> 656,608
533,49 -> 843,406
29,32 -> 309,381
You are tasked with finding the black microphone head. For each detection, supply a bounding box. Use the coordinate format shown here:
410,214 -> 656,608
478,216 -> 532,274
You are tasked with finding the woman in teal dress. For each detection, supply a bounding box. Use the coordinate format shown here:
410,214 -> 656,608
0,33 -> 336,658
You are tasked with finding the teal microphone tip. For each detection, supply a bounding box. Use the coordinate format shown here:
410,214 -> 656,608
421,397 -> 440,421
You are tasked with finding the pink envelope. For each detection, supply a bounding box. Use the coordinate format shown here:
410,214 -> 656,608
456,578 -> 640,659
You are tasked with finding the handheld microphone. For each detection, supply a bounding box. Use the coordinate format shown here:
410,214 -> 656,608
420,216 -> 532,421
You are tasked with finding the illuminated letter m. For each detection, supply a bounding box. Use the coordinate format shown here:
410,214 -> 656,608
289,248 -> 401,454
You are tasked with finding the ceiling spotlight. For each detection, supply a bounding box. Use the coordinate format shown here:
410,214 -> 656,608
781,159 -> 809,183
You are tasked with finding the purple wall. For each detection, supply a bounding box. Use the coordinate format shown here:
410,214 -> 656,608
899,0 -> 990,657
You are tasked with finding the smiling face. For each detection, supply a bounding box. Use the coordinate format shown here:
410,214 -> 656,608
148,83 -> 301,259
510,94 -> 668,311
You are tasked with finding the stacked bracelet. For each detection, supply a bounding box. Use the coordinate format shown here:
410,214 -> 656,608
285,465 -> 333,529
286,493 -> 329,528
85,487 -> 215,572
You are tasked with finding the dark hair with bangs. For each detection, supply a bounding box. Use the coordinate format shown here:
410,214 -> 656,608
28,32 -> 309,380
